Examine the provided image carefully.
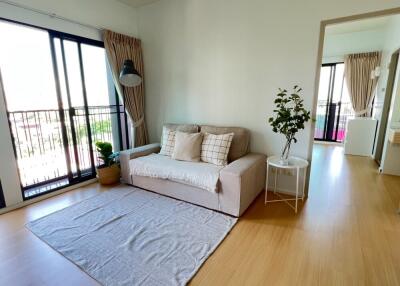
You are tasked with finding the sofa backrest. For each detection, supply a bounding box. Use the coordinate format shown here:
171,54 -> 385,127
163,123 -> 250,162
163,123 -> 198,133
200,125 -> 250,162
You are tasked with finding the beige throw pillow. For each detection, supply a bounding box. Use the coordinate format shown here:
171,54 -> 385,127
201,132 -> 234,166
172,132 -> 203,162
159,127 -> 176,156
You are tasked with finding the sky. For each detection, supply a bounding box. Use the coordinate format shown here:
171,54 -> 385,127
0,21 -> 112,112
317,63 -> 351,104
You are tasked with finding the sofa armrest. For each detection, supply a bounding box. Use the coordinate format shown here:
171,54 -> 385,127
120,143 -> 161,184
219,153 -> 266,216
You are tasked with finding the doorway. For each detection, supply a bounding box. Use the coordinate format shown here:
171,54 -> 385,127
308,8 -> 400,199
0,20 -> 129,199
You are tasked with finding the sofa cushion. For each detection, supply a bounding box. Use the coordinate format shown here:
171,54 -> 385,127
159,124 -> 199,157
172,131 -> 203,162
159,126 -> 176,156
201,132 -> 234,166
130,154 -> 223,192
200,125 -> 250,161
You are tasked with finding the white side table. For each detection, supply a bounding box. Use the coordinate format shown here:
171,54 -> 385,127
264,156 -> 309,213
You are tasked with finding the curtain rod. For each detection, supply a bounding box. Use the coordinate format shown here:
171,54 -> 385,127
0,0 -> 104,32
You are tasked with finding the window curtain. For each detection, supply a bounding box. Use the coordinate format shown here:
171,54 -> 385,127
344,51 -> 382,117
103,30 -> 149,147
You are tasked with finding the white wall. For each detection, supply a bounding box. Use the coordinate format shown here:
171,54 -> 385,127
137,0 -> 400,158
0,0 -> 139,208
322,28 -> 387,64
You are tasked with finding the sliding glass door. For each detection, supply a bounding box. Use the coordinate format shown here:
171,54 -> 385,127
52,36 -> 98,184
0,21 -> 71,194
0,20 -> 129,199
314,63 -> 354,142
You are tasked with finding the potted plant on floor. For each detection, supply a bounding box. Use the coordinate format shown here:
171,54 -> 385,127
95,141 -> 120,185
268,85 -> 311,165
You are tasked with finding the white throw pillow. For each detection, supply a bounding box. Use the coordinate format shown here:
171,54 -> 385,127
201,132 -> 234,166
159,127 -> 176,156
172,132 -> 203,162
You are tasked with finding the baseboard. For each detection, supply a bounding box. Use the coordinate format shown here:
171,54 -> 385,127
0,178 -> 98,215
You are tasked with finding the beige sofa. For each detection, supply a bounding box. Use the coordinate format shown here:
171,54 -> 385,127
120,124 -> 266,217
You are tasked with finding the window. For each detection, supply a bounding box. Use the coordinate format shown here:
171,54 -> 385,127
0,19 -> 129,199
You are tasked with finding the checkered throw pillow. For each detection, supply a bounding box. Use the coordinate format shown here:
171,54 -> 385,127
201,132 -> 234,166
159,127 -> 176,156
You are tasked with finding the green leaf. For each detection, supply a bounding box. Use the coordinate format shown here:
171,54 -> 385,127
268,85 -> 310,137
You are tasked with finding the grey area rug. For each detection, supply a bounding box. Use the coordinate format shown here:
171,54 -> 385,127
26,186 -> 237,286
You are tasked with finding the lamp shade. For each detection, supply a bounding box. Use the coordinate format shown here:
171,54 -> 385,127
119,59 -> 142,87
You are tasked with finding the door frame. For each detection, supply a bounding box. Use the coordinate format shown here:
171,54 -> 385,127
374,49 -> 399,165
49,32 -> 101,184
307,7 -> 400,199
0,17 -> 128,200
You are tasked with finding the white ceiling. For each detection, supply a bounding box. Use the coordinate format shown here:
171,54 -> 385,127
325,16 -> 393,35
117,0 -> 160,8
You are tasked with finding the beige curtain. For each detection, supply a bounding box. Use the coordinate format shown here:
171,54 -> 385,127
344,51 -> 382,117
104,30 -> 149,147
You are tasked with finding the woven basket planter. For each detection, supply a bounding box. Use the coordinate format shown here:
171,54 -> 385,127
96,164 -> 120,185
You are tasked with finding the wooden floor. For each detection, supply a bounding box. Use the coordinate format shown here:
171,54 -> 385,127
1,144 -> 400,286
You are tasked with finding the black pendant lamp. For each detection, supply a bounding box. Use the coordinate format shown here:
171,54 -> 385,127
119,59 -> 142,87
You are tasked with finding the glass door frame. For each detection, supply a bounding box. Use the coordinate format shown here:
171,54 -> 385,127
49,32 -> 101,184
315,62 -> 345,142
0,17 -> 128,200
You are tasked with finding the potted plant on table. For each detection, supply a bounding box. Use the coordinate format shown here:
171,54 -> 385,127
268,85 -> 311,165
95,141 -> 120,185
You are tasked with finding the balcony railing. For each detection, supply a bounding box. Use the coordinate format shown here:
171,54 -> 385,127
314,102 -> 354,142
8,105 -> 125,192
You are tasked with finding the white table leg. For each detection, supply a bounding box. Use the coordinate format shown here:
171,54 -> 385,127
265,163 -> 269,205
295,167 -> 299,213
302,167 -> 307,201
274,167 -> 278,194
